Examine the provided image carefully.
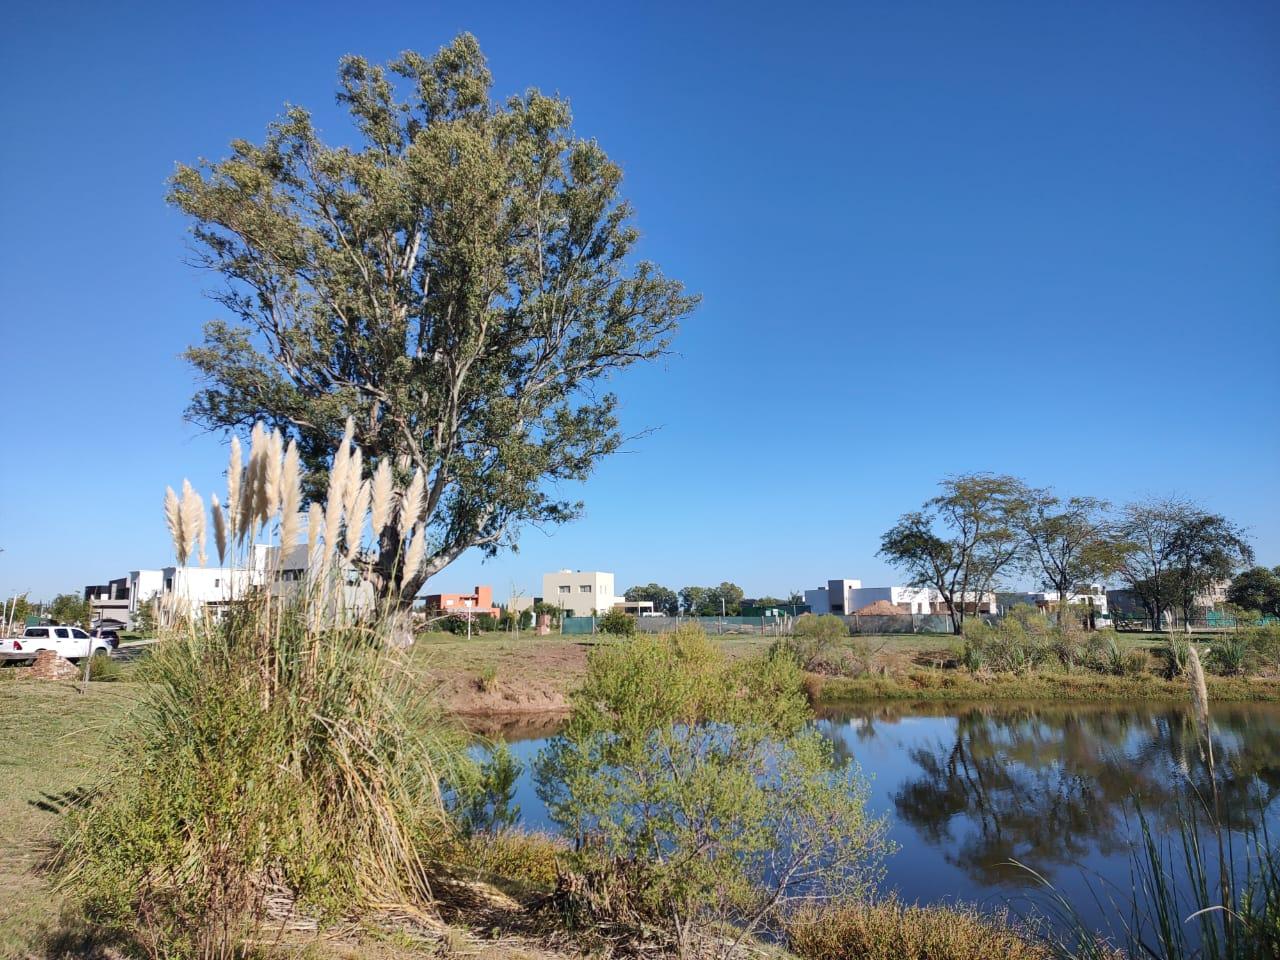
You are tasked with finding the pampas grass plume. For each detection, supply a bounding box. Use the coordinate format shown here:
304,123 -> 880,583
227,435 -> 242,543
1188,645 -> 1211,744
342,446 -> 364,524
179,480 -> 204,568
278,439 -> 301,552
400,469 -> 424,540
163,485 -> 184,564
346,479 -> 371,560
402,524 -> 426,579
211,493 -> 228,566
371,459 -> 393,536
264,428 -> 284,523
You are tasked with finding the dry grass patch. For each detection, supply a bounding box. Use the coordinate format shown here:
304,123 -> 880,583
786,899 -> 1054,960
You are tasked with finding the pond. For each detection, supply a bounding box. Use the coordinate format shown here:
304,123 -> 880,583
484,700 -> 1280,936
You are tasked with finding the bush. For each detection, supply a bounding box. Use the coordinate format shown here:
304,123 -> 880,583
1161,635 -> 1192,678
476,663 -> 498,692
58,598 -> 464,959
1241,624 -> 1280,674
535,627 -> 890,957
440,613 -> 491,635
779,613 -> 849,670
962,617 -> 1049,675
1210,633 -> 1253,676
786,898 -> 1052,960
597,609 -> 637,636
86,652 -> 124,682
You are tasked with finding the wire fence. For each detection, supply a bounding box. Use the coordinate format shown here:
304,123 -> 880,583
560,613 -> 987,636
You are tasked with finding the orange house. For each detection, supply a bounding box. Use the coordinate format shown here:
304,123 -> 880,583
423,585 -> 499,619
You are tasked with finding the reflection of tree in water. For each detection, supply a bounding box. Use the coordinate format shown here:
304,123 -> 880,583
824,703 -> 1280,888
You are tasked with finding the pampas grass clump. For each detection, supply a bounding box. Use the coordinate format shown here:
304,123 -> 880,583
57,593 -> 466,960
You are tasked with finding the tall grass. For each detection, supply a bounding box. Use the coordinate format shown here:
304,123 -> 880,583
1031,644 -> 1280,959
56,594 -> 466,960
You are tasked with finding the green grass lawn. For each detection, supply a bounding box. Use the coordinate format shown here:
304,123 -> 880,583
0,680 -> 140,956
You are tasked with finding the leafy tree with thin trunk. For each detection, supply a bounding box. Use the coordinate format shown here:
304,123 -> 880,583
1112,497 -> 1253,629
1012,487 -> 1117,612
168,34 -> 697,609
1167,509 -> 1253,628
879,474 -> 1024,634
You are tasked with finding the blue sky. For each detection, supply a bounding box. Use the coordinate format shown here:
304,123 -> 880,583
1,1 -> 1276,602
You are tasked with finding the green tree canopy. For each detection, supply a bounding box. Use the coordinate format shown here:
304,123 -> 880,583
879,474 -> 1024,634
1226,567 -> 1280,617
169,35 -> 697,606
678,582 -> 745,616
623,582 -> 678,616
1011,487 -> 1117,600
1112,497 -> 1253,627
48,592 -> 91,626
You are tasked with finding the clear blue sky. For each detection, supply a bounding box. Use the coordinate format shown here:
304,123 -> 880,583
1,1 -> 1276,602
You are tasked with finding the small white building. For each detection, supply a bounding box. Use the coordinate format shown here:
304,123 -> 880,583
542,569 -> 617,617
804,579 -> 995,617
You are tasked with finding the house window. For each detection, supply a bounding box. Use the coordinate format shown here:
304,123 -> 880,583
580,585 -> 592,593
558,585 -> 571,594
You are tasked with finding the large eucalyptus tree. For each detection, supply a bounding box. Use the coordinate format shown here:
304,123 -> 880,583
170,34 -> 697,605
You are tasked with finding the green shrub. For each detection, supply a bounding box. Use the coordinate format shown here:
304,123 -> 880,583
962,618 -> 1049,674
1241,624 -> 1280,674
1098,636 -> 1131,676
1161,635 -> 1192,679
58,598 -> 464,959
597,609 -> 637,636
535,627 -> 890,957
455,829 -> 565,890
1210,634 -> 1253,676
779,613 -> 849,670
786,897 -> 1053,960
86,653 -> 124,682
476,663 -> 498,692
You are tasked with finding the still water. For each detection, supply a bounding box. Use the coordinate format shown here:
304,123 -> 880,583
487,701 -> 1280,934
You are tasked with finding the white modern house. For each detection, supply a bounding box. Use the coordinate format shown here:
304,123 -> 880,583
804,578 -> 996,616
541,569 -> 618,617
99,541 -> 374,626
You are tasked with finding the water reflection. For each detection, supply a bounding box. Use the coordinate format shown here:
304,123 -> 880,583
494,700 -> 1280,930
818,702 -> 1280,892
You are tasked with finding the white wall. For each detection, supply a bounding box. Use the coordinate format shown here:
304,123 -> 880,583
826,579 -> 863,614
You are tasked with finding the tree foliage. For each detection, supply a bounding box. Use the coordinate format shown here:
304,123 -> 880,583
1012,487 -> 1117,599
623,582 -> 678,616
678,581 -> 745,616
49,592 -> 91,626
1112,497 -> 1253,626
878,474 -> 1023,634
1227,567 -> 1280,617
168,35 -> 697,606
534,628 -> 889,957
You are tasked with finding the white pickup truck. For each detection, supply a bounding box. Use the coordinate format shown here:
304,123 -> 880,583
0,625 -> 113,663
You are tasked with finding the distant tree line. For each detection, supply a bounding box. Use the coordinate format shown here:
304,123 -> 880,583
621,582 -> 746,617
879,473 -> 1255,634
